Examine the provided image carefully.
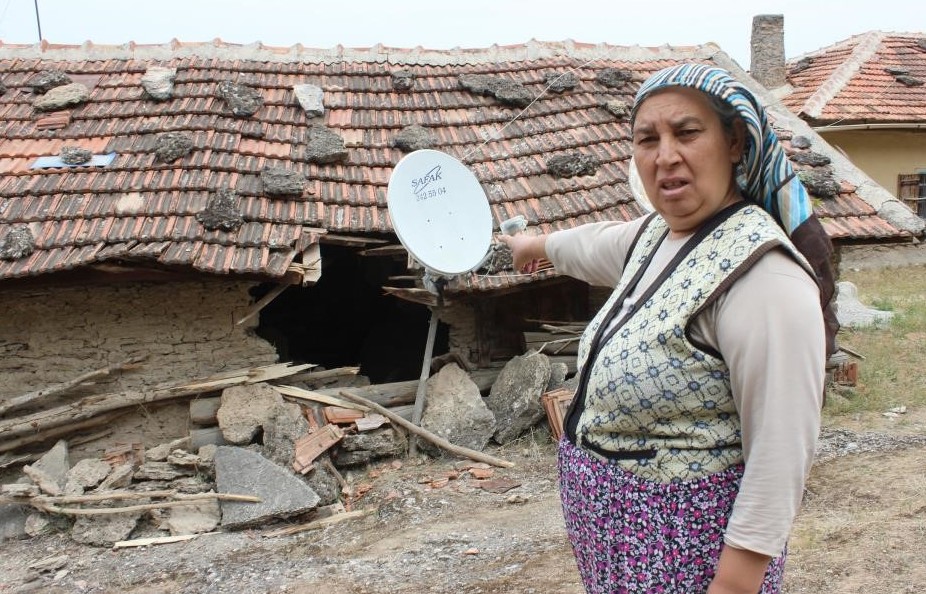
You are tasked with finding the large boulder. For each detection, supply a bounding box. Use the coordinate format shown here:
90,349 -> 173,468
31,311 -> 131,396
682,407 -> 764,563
419,363 -> 496,457
485,352 -> 552,444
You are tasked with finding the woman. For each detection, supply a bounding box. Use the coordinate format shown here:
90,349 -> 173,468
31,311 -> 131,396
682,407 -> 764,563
500,64 -> 832,594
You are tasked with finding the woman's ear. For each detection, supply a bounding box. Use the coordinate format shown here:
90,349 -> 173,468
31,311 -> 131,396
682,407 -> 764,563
729,118 -> 747,163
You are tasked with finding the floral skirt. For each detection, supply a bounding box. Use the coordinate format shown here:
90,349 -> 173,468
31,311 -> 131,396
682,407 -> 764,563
558,438 -> 786,594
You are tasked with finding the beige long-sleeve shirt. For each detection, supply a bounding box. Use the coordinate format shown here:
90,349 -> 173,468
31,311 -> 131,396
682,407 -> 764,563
546,218 -> 825,557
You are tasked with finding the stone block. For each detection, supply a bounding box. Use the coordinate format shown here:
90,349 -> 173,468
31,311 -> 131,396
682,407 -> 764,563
214,446 -> 320,529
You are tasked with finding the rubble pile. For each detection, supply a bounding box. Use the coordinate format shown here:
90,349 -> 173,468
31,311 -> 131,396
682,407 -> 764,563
0,353 -> 575,547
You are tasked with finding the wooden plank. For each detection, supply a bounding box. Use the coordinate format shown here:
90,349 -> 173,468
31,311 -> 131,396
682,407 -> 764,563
540,388 -> 575,441
114,532 -> 217,549
0,356 -> 146,417
285,366 -> 360,385
263,508 -> 375,538
292,424 -> 344,474
236,283 -> 292,326
274,385 -> 369,411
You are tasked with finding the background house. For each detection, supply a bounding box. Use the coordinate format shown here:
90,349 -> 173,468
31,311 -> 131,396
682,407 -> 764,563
752,20 -> 926,219
0,38 -> 922,452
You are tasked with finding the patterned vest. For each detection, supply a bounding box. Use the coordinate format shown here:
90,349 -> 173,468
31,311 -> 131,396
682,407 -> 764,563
565,203 -> 812,483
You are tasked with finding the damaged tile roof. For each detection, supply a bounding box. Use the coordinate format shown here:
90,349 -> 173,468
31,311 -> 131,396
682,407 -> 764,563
0,39 -> 918,294
783,31 -> 926,124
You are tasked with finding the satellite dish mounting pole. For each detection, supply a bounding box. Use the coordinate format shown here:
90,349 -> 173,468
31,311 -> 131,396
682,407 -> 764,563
408,281 -> 445,457
386,149 -> 493,459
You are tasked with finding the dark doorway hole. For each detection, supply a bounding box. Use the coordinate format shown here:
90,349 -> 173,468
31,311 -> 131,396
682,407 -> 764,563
252,244 -> 448,384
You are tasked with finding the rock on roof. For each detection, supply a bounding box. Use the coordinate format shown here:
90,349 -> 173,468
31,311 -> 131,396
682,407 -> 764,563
0,39 -> 917,293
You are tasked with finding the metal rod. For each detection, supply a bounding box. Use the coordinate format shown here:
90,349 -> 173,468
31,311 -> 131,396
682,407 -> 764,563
33,0 -> 42,42
408,306 -> 439,457
408,280 -> 445,457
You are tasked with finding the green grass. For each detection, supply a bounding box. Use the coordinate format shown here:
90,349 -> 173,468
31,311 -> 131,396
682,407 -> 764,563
827,265 -> 926,417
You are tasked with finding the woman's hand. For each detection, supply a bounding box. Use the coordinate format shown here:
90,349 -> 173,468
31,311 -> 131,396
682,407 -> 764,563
706,545 -> 772,594
496,233 -> 548,274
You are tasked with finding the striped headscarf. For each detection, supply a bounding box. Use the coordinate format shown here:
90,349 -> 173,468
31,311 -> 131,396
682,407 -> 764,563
630,63 -> 812,236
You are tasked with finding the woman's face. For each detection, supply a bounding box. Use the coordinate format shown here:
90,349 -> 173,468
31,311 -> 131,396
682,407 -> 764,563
631,87 -> 745,237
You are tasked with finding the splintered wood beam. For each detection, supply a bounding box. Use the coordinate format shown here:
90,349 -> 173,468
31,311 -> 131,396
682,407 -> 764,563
0,410 -> 129,455
359,245 -> 408,257
236,283 -> 291,326
0,356 -> 147,417
0,492 -> 261,516
263,509 -> 375,538
273,385 -> 369,412
114,533 -> 218,549
284,366 -> 360,385
0,363 -> 312,446
318,234 -> 389,247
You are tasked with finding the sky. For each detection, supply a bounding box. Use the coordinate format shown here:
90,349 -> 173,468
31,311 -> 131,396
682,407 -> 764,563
0,0 -> 922,69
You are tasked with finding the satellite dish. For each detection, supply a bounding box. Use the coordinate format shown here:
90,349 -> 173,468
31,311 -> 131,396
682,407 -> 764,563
628,156 -> 655,214
387,149 -> 493,276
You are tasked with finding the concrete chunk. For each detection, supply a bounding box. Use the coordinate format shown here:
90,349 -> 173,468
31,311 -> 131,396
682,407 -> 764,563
97,463 -> 134,491
260,167 -> 306,197
293,83 -> 324,117
71,512 -> 142,546
304,125 -> 348,164
214,447 -> 320,529
262,401 -> 310,468
31,69 -> 71,94
146,436 -> 193,462
0,504 -> 28,542
32,82 -> 90,111
215,80 -> 263,117
141,66 -> 176,101
216,383 -> 284,445
65,458 -> 111,495
166,499 -> 220,535
837,281 -> 894,329
22,440 -> 69,496
393,125 -> 434,153
0,225 -> 35,261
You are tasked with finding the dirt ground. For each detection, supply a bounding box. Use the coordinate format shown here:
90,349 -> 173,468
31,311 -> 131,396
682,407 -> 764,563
2,409 -> 925,594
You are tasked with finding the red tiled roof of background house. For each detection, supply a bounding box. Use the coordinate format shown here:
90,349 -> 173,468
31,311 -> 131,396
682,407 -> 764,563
783,31 -> 926,124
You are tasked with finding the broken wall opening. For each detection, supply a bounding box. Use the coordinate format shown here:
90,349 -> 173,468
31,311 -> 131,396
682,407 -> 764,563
252,244 -> 448,384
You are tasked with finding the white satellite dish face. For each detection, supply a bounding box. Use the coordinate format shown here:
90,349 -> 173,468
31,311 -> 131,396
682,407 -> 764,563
387,149 -> 493,276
